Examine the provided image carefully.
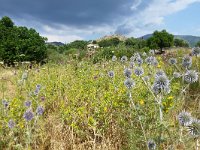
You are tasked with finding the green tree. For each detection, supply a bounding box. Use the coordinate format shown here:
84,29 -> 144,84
147,30 -> 174,53
0,16 -> 47,65
174,38 -> 189,47
98,37 -> 121,47
195,41 -> 200,47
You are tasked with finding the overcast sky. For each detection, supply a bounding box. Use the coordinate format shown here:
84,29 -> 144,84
1,0 -> 200,43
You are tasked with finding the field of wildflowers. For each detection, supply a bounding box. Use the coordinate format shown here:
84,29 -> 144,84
0,48 -> 199,150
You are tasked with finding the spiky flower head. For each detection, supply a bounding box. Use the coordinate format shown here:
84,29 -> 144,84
147,140 -> 156,150
168,58 -> 177,65
142,52 -> 147,57
192,47 -> 200,56
152,59 -> 158,67
155,70 -> 166,78
187,119 -> 200,137
8,119 -> 15,129
36,84 -> 41,90
130,56 -> 136,62
173,72 -> 181,78
108,71 -> 115,78
145,56 -> 155,65
129,62 -> 135,69
36,106 -> 44,116
134,67 -> 144,76
149,50 -> 155,55
136,57 -> 143,66
152,75 -> 170,94
24,100 -> 32,107
184,70 -> 199,83
124,78 -> 135,89
112,55 -> 117,61
182,55 -> 192,68
23,109 -> 34,121
124,68 -> 132,78
121,56 -> 128,62
2,99 -> 9,108
178,111 -> 192,126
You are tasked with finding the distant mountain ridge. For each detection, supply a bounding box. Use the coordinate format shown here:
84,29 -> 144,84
140,34 -> 200,47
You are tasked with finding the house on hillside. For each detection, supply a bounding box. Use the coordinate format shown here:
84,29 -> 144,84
87,43 -> 99,50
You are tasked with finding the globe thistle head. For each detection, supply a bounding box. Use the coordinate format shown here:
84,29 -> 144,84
147,139 -> 156,150
124,68 -> 132,78
22,71 -> 28,80
23,109 -> 34,121
8,119 -> 15,129
152,59 -> 158,67
173,72 -> 181,78
178,111 -> 192,126
36,84 -> 41,90
134,67 -> 144,76
136,57 -> 143,66
130,56 -> 136,62
149,50 -> 155,55
121,56 -> 128,62
129,62 -> 135,69
34,88 -> 40,96
24,100 -> 32,107
145,56 -> 154,65
182,55 -> 192,68
184,70 -> 199,83
112,55 -> 117,61
152,75 -> 170,94
36,106 -> 44,116
187,119 -> 200,137
2,99 -> 9,108
192,47 -> 200,56
108,71 -> 115,78
168,58 -> 177,65
124,78 -> 135,89
142,52 -> 147,57
155,70 -> 166,78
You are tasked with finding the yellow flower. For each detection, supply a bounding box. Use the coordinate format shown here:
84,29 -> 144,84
157,64 -> 161,68
167,96 -> 173,100
139,100 -> 144,105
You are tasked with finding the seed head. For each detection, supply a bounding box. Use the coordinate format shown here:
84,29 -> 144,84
134,67 -> 144,76
124,68 -> 132,78
23,109 -> 34,121
168,58 -> 177,65
108,71 -> 115,78
124,78 -> 135,89
184,70 -> 198,83
147,140 -> 156,150
178,111 -> 192,126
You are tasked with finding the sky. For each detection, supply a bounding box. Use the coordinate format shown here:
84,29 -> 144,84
1,0 -> 200,43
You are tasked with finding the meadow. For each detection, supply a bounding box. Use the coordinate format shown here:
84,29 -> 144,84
0,48 -> 199,150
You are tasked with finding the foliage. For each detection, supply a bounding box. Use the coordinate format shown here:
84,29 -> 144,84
196,41 -> 200,47
174,38 -> 189,47
0,16 -> 47,65
98,37 -> 121,47
147,30 -> 174,52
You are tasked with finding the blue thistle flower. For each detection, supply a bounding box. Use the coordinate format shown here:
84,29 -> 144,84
129,62 -> 135,69
2,99 -> 9,108
112,55 -> 117,61
147,139 -> 156,150
178,111 -> 192,126
24,100 -> 32,107
145,56 -> 155,65
182,56 -> 192,68
136,57 -> 143,66
152,75 -> 170,94
23,109 -> 34,121
187,119 -> 200,137
8,119 -> 15,129
108,71 -> 115,78
124,78 -> 135,89
124,68 -> 132,78
192,47 -> 200,56
36,84 -> 41,90
173,72 -> 181,78
168,58 -> 177,65
134,67 -> 144,76
155,70 -> 166,78
149,50 -> 155,55
121,56 -> 128,62
184,70 -> 199,83
36,106 -> 44,116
